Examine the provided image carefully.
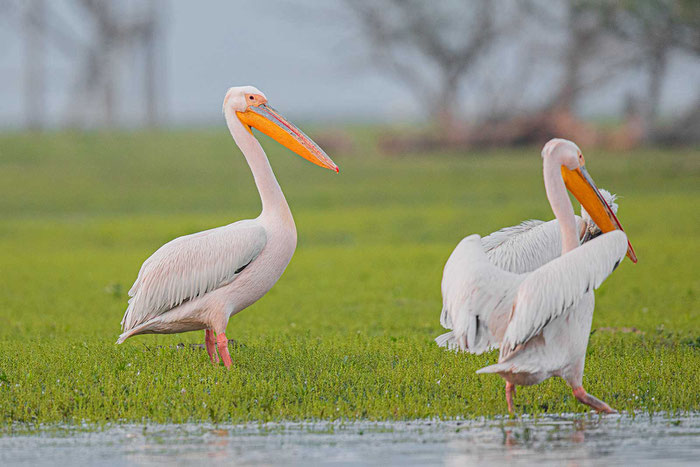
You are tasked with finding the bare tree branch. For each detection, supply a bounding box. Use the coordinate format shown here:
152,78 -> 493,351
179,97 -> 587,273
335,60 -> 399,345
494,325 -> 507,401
344,0 -> 501,130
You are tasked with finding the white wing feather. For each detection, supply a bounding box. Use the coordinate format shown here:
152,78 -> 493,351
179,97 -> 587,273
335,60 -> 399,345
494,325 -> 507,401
500,230 -> 628,359
121,219 -> 267,331
483,217 -> 585,274
439,235 -> 524,354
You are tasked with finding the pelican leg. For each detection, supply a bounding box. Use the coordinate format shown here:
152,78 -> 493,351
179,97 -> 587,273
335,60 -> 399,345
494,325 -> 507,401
216,333 -> 233,369
205,330 -> 219,364
572,386 -> 616,414
505,382 -> 516,414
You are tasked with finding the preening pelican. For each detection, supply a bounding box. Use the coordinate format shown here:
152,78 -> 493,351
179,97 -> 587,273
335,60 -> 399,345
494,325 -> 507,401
118,86 -> 339,368
437,139 -> 637,413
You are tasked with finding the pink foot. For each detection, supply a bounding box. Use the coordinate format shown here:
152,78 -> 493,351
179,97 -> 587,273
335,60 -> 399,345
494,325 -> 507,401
216,332 -> 233,369
205,330 -> 219,364
506,382 -> 516,414
572,386 -> 616,414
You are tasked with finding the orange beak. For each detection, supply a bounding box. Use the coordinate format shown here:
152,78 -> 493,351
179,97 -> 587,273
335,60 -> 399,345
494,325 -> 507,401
562,165 -> 637,263
236,104 -> 339,172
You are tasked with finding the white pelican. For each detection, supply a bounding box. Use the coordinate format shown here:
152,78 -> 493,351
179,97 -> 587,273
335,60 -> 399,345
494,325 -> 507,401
437,139 -> 637,413
117,86 -> 339,368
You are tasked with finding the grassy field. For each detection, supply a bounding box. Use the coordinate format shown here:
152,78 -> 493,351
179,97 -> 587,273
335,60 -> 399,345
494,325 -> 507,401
0,129 -> 698,428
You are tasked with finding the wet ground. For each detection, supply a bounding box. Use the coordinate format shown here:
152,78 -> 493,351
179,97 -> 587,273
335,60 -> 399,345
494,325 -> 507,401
1,414 -> 698,466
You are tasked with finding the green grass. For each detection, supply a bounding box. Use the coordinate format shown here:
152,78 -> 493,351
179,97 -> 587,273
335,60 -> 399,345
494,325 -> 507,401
0,130 -> 698,427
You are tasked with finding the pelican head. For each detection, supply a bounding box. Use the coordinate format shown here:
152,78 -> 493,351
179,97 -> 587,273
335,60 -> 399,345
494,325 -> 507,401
223,86 -> 339,172
543,138 -> 637,263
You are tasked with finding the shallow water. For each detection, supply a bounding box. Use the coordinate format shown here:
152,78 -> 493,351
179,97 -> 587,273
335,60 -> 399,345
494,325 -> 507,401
1,414 -> 698,466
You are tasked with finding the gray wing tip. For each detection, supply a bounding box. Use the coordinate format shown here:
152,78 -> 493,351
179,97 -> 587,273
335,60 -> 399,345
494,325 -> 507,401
475,364 -> 503,374
435,331 -> 455,348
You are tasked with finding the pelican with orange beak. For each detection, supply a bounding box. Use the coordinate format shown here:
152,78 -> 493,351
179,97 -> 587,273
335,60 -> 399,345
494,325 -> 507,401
118,86 -> 339,368
437,139 -> 636,413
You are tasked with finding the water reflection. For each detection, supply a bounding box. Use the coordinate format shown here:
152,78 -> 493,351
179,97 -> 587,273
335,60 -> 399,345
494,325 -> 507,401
1,414 -> 697,466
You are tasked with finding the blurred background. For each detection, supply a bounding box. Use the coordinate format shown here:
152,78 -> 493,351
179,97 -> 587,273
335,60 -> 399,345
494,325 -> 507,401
0,2 -> 698,426
1,0 -> 699,151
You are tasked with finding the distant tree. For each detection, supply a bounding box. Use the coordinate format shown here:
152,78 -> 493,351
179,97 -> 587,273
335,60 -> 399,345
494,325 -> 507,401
70,0 -> 164,127
344,0 -> 501,132
520,0 -> 640,115
5,0 -> 164,129
553,1 -> 612,113
23,0 -> 45,129
344,0 -> 699,148
600,0 -> 700,138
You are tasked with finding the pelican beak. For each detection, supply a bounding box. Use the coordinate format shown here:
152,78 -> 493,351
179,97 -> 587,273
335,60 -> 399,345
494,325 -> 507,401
562,165 -> 637,263
237,104 -> 339,172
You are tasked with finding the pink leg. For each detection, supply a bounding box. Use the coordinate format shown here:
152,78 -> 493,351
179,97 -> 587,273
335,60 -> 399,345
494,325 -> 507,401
506,382 -> 516,414
216,333 -> 233,369
572,386 -> 616,414
205,330 -> 219,364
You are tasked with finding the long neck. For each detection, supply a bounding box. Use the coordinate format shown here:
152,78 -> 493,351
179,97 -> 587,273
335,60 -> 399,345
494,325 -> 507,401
224,109 -> 292,222
543,158 -> 580,255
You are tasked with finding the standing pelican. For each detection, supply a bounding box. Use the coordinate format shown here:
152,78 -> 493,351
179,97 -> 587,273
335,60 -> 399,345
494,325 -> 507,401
118,86 -> 339,368
437,139 -> 637,413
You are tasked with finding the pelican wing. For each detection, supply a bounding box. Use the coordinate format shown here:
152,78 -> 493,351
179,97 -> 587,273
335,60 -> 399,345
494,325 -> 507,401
121,219 -> 267,331
483,217 -> 585,273
500,230 -> 628,360
438,235 -> 524,354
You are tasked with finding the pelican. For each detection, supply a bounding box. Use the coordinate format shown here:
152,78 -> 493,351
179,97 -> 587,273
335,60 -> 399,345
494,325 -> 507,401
442,183 -> 621,353
437,139 -> 637,413
117,86 -> 339,368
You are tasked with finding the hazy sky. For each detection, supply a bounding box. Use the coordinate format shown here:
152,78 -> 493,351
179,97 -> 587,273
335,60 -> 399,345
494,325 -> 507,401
164,1 -> 408,124
0,0 -> 698,128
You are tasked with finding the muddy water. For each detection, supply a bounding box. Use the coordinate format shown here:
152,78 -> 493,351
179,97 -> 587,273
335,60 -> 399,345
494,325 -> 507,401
1,414 -> 697,466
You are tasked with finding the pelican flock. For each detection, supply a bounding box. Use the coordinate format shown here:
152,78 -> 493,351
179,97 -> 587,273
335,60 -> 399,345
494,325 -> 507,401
118,86 -> 338,368
438,139 -> 637,413
114,84 -> 634,415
